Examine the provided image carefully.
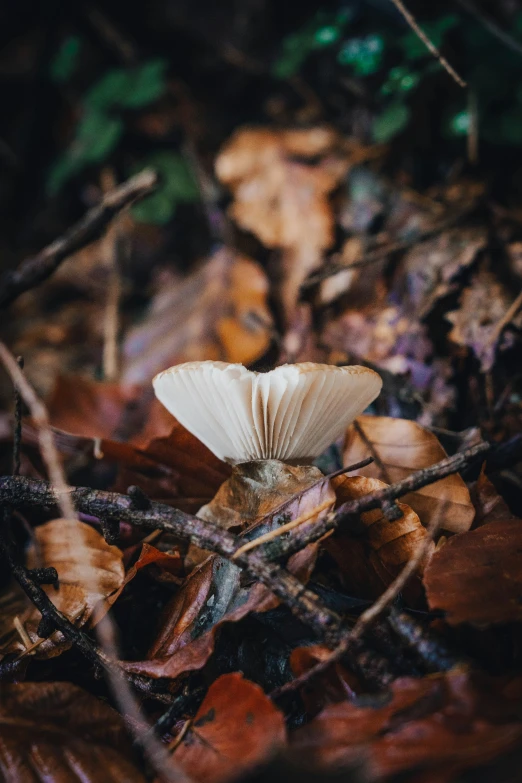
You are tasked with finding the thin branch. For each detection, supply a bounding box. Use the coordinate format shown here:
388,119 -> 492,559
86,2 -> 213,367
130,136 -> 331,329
0,341 -> 77,520
0,169 -> 157,309
389,0 -> 466,87
455,0 -> 522,58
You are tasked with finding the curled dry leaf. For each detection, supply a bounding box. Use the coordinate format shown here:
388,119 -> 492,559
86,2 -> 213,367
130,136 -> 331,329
424,516 -> 522,628
122,465 -> 335,680
171,672 -> 286,783
0,681 -> 144,782
326,474 -> 433,600
446,267 -> 522,372
291,672 -> 522,782
289,644 -> 359,715
0,519 -> 124,660
344,416 -> 475,534
122,248 -> 273,386
216,127 -> 348,319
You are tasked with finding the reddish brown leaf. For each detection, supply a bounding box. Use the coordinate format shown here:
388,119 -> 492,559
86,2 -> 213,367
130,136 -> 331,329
424,518 -> 522,627
289,644 -> 359,715
0,681 -> 144,782
291,672 -> 522,782
172,673 -> 286,783
344,416 -> 475,534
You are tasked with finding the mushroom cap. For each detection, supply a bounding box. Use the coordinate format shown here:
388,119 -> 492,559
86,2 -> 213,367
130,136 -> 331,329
153,361 -> 382,464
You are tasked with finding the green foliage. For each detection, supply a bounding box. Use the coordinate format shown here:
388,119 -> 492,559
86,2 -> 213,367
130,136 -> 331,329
50,35 -> 82,84
48,58 -> 168,194
399,14 -> 458,60
372,103 -> 410,143
131,152 -> 199,225
273,9 -> 351,79
338,34 -> 384,76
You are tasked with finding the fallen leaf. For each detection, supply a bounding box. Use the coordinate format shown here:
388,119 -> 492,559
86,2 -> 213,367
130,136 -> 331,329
122,248 -> 273,386
446,267 -> 522,372
0,519 -> 124,660
424,517 -> 522,627
216,127 -> 348,320
172,673 -> 286,783
326,474 -> 433,601
0,681 -> 144,781
343,416 -> 475,533
291,672 -> 522,781
289,644 -> 359,715
398,226 -> 487,318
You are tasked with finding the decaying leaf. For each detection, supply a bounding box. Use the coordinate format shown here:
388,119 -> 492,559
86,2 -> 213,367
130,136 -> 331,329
326,474 -> 433,600
344,416 -> 475,533
446,268 -> 522,372
122,248 -> 273,385
291,672 -> 522,781
424,515 -> 522,627
172,672 -> 286,783
0,519 -> 124,660
289,644 -> 359,715
399,226 -> 487,318
216,127 -> 348,319
0,681 -> 144,782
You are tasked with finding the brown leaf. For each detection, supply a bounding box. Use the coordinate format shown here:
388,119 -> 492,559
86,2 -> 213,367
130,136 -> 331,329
424,517 -> 522,627
291,672 -> 522,782
0,519 -> 124,660
172,673 -> 286,783
122,248 -> 273,386
216,127 -> 348,319
289,644 -> 359,715
326,474 -> 433,601
0,681 -> 144,782
446,268 -> 522,372
344,416 -> 475,533
399,226 -> 487,318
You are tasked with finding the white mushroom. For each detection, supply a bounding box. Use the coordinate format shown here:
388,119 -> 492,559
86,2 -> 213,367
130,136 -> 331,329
153,361 -> 382,464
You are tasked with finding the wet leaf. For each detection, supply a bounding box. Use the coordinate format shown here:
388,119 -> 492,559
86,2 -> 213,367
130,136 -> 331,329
0,519 -> 124,660
122,248 -> 273,385
343,416 -> 475,533
172,673 -> 286,783
424,516 -> 522,627
0,681 -> 144,782
292,672 -> 522,780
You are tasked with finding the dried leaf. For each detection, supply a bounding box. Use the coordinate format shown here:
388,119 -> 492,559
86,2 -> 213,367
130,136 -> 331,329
122,248 -> 273,386
326,474 -> 433,600
289,644 -> 359,715
0,681 -> 144,781
343,416 -> 475,533
424,517 -> 522,627
291,672 -> 522,781
172,673 -> 286,783
446,268 -> 522,372
0,519 -> 124,660
399,226 -> 487,318
216,127 -> 348,318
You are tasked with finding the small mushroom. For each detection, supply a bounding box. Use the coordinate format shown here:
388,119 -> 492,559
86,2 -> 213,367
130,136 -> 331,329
153,360 -> 382,465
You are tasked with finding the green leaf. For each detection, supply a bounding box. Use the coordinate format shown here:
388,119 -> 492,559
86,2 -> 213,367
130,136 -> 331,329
372,103 -> 410,143
131,152 -> 199,224
381,65 -> 420,95
273,9 -> 351,79
448,109 -> 471,136
85,59 -> 167,111
338,35 -> 384,76
50,35 -> 81,84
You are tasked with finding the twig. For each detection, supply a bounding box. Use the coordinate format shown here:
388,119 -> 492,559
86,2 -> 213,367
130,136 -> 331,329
100,170 -> 126,382
387,608 -> 465,672
0,341 -> 76,520
260,440 -> 490,561
12,356 -> 23,476
485,287 -> 522,351
0,169 -> 157,309
455,0 -> 522,58
389,0 -> 466,87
